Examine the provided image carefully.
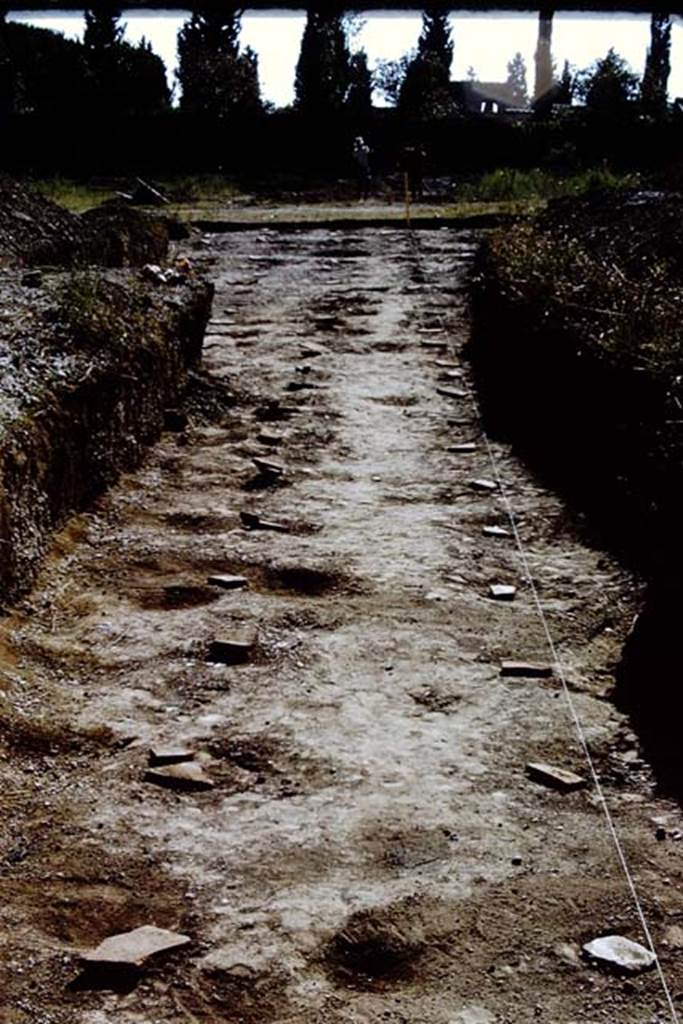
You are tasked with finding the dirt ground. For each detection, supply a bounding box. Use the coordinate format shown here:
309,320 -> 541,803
1,225 -> 682,1024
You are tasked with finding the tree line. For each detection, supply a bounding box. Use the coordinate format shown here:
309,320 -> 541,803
0,4 -> 675,124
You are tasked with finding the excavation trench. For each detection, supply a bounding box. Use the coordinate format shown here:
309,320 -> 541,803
0,225 -> 681,1024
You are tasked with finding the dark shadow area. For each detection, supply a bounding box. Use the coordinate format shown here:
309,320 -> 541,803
67,965 -> 141,994
468,191 -> 683,798
615,580 -> 683,799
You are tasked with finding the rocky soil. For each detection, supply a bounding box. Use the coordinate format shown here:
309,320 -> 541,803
0,177 -> 178,269
0,224 -> 682,1024
0,266 -> 212,602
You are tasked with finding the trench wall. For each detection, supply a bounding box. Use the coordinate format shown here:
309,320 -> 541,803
470,230 -> 683,796
0,278 -> 213,605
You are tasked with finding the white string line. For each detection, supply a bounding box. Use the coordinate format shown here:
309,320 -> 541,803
405,228 -> 680,1022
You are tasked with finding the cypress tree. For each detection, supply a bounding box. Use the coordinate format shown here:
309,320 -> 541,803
83,2 -> 124,52
177,3 -> 261,117
641,12 -> 671,118
398,8 -> 456,120
83,3 -> 124,114
506,52 -> 529,107
346,49 -> 373,120
294,7 -> 350,117
417,7 -> 453,74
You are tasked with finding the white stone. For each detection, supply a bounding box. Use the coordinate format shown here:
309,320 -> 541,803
526,762 -> 586,791
145,762 -> 214,791
83,925 -> 191,968
483,525 -> 510,537
582,935 -> 656,973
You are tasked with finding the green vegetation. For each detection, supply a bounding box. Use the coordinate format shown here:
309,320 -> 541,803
471,190 -> 683,582
457,166 -> 639,203
34,165 -> 637,217
35,179 -> 116,212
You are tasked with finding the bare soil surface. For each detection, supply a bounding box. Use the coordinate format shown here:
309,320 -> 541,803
1,225 -> 682,1024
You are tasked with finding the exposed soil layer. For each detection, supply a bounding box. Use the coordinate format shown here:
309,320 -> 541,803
471,191 -> 683,798
0,177 -> 177,269
0,226 -> 681,1024
0,269 -> 213,603
471,189 -> 682,574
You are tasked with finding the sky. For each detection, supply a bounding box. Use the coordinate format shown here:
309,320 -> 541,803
7,9 -> 683,106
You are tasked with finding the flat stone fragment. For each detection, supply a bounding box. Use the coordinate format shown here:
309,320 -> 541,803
300,345 -> 323,358
489,584 -> 517,601
145,761 -> 214,791
439,369 -> 464,381
483,525 -> 511,537
208,638 -> 255,665
285,380 -> 320,392
253,457 -> 285,477
419,338 -> 447,348
526,762 -> 586,791
239,511 -> 289,533
207,574 -> 249,590
582,935 -> 656,974
501,660 -> 553,678
470,478 -> 498,492
149,747 -> 195,767
448,443 -> 478,453
257,431 -> 282,446
434,359 -> 460,369
82,925 -> 191,968
437,387 -> 468,399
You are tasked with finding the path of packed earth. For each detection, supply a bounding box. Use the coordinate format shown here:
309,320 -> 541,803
2,225 -> 683,1024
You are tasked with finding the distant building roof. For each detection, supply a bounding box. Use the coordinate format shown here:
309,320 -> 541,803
453,80 -> 527,114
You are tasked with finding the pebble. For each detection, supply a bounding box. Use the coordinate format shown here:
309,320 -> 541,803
448,443 -> 477,453
526,762 -> 586,791
240,511 -> 289,533
501,661 -> 553,678
148,747 -> 195,767
489,584 -> 516,601
582,935 -> 656,974
664,925 -> 683,949
82,925 -> 191,968
207,638 -> 255,665
207,574 -> 249,590
145,761 -> 214,791
483,525 -> 510,537
257,431 -> 282,446
437,387 -> 468,399
470,478 -> 498,492
252,457 -> 285,478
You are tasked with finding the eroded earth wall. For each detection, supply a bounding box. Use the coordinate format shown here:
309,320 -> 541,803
0,273 -> 213,604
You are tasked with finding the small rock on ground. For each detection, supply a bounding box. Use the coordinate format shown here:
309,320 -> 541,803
82,925 -> 191,968
145,761 -> 214,791
582,935 -> 656,974
526,762 -> 586,792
